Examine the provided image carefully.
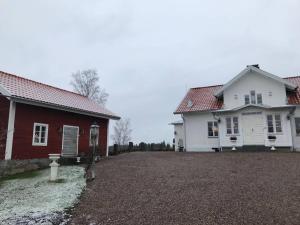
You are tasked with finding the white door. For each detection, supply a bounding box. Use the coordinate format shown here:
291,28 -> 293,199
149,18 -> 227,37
62,126 -> 79,157
242,113 -> 265,145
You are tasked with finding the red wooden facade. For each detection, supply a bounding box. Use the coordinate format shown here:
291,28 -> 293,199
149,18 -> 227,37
0,96 -> 9,159
0,101 -> 108,160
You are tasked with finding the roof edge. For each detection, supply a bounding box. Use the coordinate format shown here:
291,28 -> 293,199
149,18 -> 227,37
12,96 -> 121,120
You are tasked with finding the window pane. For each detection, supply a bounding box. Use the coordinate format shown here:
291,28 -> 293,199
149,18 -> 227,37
214,122 -> 219,137
244,95 -> 250,105
40,131 -> 46,143
267,115 -> 274,133
233,117 -> 239,134
257,94 -> 262,104
208,122 -> 213,136
275,115 -> 282,133
250,90 -> 256,104
295,118 -> 300,135
226,118 -> 232,134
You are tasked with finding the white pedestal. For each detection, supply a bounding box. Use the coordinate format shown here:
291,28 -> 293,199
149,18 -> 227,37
49,154 -> 60,181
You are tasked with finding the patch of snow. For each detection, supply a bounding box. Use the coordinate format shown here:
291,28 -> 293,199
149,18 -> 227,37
0,166 -> 86,224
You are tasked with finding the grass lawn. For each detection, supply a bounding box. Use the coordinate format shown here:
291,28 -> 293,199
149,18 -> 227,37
69,152 -> 300,225
0,166 -> 86,224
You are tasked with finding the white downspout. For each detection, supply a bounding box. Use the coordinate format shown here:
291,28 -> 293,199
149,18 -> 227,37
5,100 -> 16,160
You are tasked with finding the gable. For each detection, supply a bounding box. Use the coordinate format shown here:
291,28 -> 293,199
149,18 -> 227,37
215,65 -> 297,97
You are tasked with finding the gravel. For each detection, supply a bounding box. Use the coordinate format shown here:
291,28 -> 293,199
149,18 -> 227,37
69,152 -> 300,225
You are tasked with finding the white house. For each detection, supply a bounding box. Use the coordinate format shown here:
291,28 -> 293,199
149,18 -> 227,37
173,65 -> 300,152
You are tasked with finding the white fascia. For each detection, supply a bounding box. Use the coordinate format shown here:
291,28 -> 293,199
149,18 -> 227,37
5,100 -> 16,160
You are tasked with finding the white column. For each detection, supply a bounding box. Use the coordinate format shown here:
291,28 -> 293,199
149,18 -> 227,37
5,100 -> 16,160
106,120 -> 110,157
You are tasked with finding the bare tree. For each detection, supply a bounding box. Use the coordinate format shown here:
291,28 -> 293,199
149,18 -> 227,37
111,118 -> 132,145
71,69 -> 108,106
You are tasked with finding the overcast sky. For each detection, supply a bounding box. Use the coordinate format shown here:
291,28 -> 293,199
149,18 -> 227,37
1,0 -> 300,143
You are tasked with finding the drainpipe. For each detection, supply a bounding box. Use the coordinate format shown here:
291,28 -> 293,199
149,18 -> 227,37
181,114 -> 187,152
289,106 -> 296,151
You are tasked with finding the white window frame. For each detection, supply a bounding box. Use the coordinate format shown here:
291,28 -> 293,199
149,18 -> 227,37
32,123 -> 49,146
266,114 -> 282,134
226,117 -> 239,135
208,121 -> 218,138
257,93 -> 263,104
244,94 -> 250,105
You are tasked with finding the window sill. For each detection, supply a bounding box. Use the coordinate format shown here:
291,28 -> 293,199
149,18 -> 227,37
208,136 -> 219,138
32,143 -> 48,147
226,134 -> 240,137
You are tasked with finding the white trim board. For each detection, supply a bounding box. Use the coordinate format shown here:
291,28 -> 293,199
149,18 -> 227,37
5,100 -> 16,160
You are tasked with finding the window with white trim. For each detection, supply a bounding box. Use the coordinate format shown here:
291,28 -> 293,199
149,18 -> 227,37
257,93 -> 263,104
244,95 -> 250,105
250,90 -> 256,104
208,121 -> 218,137
89,127 -> 99,146
32,123 -> 48,146
267,114 -> 282,133
226,117 -> 239,135
295,118 -> 300,135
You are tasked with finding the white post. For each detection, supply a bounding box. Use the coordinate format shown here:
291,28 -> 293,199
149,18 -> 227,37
49,154 -> 60,181
5,100 -> 16,160
106,120 -> 110,157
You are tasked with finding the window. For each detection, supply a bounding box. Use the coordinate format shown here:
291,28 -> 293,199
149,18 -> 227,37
295,118 -> 300,135
267,115 -> 274,133
226,118 -> 232,134
226,117 -> 239,135
233,117 -> 239,134
244,95 -> 250,105
267,115 -> 282,133
89,127 -> 99,146
275,115 -> 282,133
250,90 -> 256,104
208,121 -> 218,137
257,93 -> 263,104
32,123 -> 48,146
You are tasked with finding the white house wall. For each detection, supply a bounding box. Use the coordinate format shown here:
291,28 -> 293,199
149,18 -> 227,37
218,107 -> 293,148
184,113 -> 219,152
174,124 -> 184,151
223,71 -> 287,109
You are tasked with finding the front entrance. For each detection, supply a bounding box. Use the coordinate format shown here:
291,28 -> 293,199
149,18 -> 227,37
62,125 -> 79,157
242,112 -> 265,145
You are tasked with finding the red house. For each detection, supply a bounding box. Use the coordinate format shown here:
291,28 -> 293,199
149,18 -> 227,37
0,71 -> 120,161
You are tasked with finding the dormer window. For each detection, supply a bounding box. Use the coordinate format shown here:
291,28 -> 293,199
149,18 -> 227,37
250,90 -> 256,104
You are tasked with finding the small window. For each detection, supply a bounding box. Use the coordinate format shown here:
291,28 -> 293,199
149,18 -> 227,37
233,117 -> 239,134
32,123 -> 48,146
257,93 -> 262,104
275,115 -> 282,133
89,127 -> 99,146
208,121 -> 218,137
250,90 -> 256,104
234,94 -> 238,100
244,95 -> 250,105
226,118 -> 232,134
295,118 -> 300,135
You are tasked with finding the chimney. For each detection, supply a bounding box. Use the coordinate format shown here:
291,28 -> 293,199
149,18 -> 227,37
247,64 -> 260,69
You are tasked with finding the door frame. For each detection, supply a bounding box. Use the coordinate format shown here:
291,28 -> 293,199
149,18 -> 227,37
62,125 -> 79,156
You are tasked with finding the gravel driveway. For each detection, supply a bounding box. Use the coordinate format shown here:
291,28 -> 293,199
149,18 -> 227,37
69,152 -> 300,225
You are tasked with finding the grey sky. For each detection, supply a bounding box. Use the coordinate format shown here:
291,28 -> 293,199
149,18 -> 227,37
1,0 -> 300,143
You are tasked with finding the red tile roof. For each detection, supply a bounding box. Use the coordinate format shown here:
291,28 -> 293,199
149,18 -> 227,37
174,76 -> 300,114
0,71 -> 119,119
